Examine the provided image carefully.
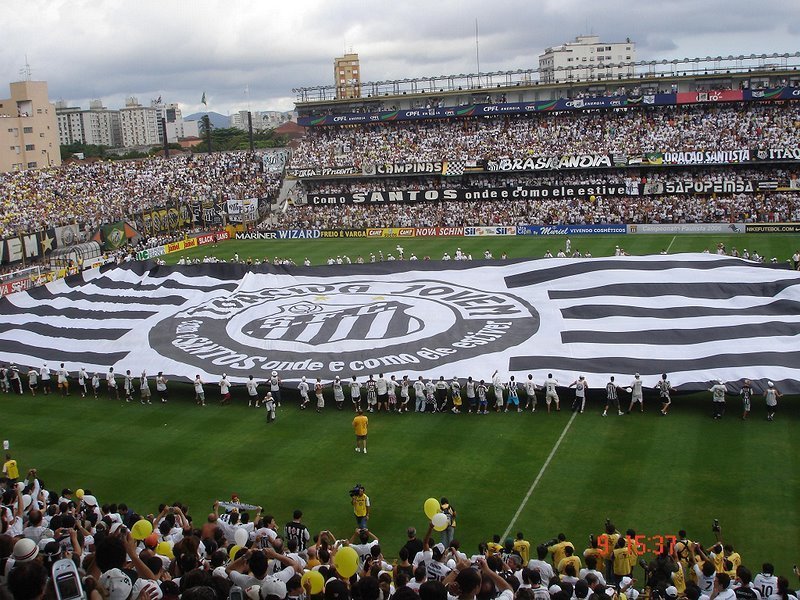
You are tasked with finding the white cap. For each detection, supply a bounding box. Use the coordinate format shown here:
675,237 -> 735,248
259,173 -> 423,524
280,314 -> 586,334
99,568 -> 133,600
635,373 -> 640,378
665,586 -> 678,598
272,371 -> 277,376
768,380 -> 774,387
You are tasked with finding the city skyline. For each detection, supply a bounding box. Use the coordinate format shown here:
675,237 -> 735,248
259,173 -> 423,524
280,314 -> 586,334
3,0 -> 799,116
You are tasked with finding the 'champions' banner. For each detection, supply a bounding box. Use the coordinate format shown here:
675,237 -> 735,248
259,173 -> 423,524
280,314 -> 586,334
1,256 -> 799,392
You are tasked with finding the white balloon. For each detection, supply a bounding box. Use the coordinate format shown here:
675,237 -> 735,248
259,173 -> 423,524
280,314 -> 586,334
431,512 -> 448,530
234,527 -> 249,547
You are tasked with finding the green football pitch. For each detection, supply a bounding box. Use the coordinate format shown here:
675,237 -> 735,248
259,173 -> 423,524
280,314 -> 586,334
162,232 -> 800,267
5,231 -> 799,579
3,387 -> 799,576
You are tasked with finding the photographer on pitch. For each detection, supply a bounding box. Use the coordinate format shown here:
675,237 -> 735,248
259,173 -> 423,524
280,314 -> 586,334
350,484 -> 370,529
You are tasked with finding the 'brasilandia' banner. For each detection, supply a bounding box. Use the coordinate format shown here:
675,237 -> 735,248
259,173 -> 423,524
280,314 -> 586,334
1,256 -> 799,392
486,154 -> 613,172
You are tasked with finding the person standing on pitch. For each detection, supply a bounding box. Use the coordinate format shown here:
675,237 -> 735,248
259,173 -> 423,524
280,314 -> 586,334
764,381 -> 782,421
350,375 -> 363,411
298,376 -> 310,410
333,376 -> 345,410
524,374 -> 539,412
440,497 -> 457,548
269,370 -> 282,406
627,373 -> 644,413
603,376 -> 622,417
353,410 -> 369,454
194,374 -> 206,406
491,370 -> 505,412
657,373 -> 674,415
709,380 -> 727,419
264,391 -> 276,423
246,375 -> 259,407
544,373 -> 559,413
569,375 -> 588,413
739,379 -> 753,419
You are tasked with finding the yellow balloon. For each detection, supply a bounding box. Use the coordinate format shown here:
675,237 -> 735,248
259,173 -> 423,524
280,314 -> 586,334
423,497 -> 440,520
156,541 -> 174,559
301,570 -> 325,595
229,544 -> 243,561
75,489 -> 84,499
131,519 -> 153,541
334,546 -> 359,578
432,512 -> 449,532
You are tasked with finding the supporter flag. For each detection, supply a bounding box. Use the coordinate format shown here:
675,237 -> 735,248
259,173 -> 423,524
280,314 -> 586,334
201,92 -> 207,106
442,160 -> 465,176
0,255 -> 798,392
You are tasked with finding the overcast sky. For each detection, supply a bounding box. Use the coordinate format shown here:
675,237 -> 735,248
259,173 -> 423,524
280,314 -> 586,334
2,0 -> 799,117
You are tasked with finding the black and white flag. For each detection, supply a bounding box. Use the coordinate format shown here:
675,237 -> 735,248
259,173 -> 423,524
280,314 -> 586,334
0,255 -> 798,392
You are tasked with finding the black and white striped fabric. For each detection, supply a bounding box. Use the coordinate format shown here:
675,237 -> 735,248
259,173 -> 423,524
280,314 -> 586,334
0,255 -> 797,392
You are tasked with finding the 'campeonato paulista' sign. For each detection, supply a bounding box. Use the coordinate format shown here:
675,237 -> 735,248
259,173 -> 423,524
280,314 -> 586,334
2,256 -> 799,392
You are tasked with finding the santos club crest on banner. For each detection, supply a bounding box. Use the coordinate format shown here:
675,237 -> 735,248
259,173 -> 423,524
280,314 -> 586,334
1,255 -> 799,392
155,278 -> 539,376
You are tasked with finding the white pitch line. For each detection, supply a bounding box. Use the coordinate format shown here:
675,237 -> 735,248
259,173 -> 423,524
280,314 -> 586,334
665,235 -> 677,254
502,411 -> 578,540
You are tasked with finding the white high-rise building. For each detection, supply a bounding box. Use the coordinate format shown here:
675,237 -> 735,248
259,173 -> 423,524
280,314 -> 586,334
55,102 -> 84,145
119,97 -> 160,147
539,35 -> 636,84
82,100 -> 121,147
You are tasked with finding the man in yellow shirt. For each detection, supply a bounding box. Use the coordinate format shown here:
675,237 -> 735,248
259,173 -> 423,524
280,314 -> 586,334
513,532 -> 531,564
548,534 -> 574,568
353,410 -> 369,454
612,537 -> 632,583
2,454 -> 19,482
350,484 -> 370,529
558,546 -> 582,577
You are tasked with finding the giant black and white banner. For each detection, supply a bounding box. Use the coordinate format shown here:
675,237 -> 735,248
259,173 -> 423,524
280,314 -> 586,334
0,255 -> 798,392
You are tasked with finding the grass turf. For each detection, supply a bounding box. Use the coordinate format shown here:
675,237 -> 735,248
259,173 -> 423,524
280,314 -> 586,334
163,233 -> 800,267
4,386 -> 799,577
6,231 -> 798,579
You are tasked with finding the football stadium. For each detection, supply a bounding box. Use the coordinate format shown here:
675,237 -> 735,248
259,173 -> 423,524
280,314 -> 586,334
1,16 -> 800,600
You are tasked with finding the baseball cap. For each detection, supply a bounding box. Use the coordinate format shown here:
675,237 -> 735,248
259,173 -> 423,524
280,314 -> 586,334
260,576 -> 287,600
245,585 -> 262,600
100,568 -> 133,600
621,577 -> 633,588
13,538 -> 39,562
665,587 -> 678,598
634,373 -> 640,378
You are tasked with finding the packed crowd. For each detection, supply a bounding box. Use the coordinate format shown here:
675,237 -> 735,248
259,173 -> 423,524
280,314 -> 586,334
287,104 -> 800,168
1,460 -> 798,600
296,169 -> 796,197
277,194 -> 800,230
0,152 -> 280,239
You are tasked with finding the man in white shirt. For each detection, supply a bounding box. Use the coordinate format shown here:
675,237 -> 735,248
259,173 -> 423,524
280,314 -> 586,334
298,377 -> 310,409
107,367 -> 120,401
491,370 -> 505,412
246,375 -> 259,407
544,374 -> 560,413
40,364 -> 51,395
194,375 -> 206,406
220,374 -> 232,405
628,373 -> 644,413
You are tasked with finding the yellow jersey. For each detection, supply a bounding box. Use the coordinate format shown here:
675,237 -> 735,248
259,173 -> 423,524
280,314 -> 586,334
514,540 -> 531,564
558,555 -> 582,575
613,547 -> 632,576
352,494 -> 369,517
3,459 -> 18,480
352,415 -> 368,436
548,541 -> 574,567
